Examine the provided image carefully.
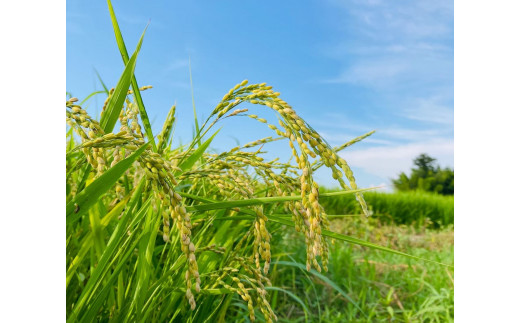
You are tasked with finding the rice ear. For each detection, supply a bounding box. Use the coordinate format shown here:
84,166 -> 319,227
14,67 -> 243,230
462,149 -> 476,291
157,104 -> 176,153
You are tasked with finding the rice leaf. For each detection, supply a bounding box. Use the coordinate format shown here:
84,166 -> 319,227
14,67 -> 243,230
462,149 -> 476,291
94,68 -> 110,95
99,29 -> 145,132
79,90 -> 107,106
66,142 -> 149,224
178,130 -> 220,172
186,187 -> 377,212
66,194 -> 131,286
71,194 -> 151,322
107,0 -> 157,151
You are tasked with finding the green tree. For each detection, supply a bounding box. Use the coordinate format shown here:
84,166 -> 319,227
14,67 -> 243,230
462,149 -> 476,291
392,154 -> 454,195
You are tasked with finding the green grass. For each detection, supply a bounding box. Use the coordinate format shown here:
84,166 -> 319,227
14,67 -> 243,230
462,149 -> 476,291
320,190 -> 454,227
249,218 -> 454,322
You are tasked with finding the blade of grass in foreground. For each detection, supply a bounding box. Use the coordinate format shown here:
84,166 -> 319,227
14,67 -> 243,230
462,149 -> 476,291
68,181 -> 149,322
177,129 -> 220,172
66,194 -> 131,286
99,23 -> 147,133
185,187 -> 377,212
79,90 -> 107,106
94,68 -> 110,95
107,0 -> 157,151
66,142 -> 149,224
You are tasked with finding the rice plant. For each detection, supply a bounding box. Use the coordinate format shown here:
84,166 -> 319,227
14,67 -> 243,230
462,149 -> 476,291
320,191 -> 454,227
66,2 -> 450,321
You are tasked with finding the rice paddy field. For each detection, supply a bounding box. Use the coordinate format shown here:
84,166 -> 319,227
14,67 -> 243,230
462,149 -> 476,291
65,2 -> 454,322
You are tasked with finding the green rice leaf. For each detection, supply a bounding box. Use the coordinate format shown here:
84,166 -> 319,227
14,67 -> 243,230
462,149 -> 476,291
68,180 -> 149,322
94,68 -> 110,95
79,90 -> 107,106
66,194 -> 131,286
107,0 -> 157,151
99,22 -> 147,133
178,130 -> 220,172
186,187 -> 376,212
66,143 -> 149,224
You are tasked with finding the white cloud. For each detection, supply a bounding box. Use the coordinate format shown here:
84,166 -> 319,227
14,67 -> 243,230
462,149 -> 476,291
402,97 -> 454,125
329,0 -> 453,41
167,58 -> 189,71
324,59 -> 409,87
321,0 -> 453,93
378,127 -> 448,142
339,138 -> 454,179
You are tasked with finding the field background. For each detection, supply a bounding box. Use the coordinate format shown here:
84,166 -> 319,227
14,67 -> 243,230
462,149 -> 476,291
260,191 -> 454,322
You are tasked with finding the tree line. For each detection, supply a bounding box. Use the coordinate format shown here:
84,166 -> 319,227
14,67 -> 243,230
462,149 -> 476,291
392,153 -> 454,195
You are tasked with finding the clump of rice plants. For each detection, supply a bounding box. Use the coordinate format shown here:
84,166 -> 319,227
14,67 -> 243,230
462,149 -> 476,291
66,3 -> 450,321
320,190 -> 454,227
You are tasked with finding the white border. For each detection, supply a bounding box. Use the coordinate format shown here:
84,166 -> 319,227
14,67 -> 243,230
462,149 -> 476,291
0,0 -> 65,321
1,0 -> 519,321
455,0 -> 520,321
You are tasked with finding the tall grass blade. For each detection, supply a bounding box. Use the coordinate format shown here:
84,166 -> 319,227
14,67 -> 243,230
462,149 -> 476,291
178,130 -> 220,171
99,25 -> 146,132
186,187 -> 377,212
66,194 -> 131,286
68,183 -> 149,322
79,90 -> 107,106
94,68 -> 110,95
107,0 -> 157,151
66,143 -> 149,223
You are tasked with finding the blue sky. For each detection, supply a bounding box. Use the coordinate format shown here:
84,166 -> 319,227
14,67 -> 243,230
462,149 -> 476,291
66,0 -> 453,190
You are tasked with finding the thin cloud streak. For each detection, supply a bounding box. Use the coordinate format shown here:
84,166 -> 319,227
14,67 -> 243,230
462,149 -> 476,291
339,139 -> 454,179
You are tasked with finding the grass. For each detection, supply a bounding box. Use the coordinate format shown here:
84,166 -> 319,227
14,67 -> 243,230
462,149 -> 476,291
66,2 -> 453,322
268,219 -> 454,322
320,190 -> 454,227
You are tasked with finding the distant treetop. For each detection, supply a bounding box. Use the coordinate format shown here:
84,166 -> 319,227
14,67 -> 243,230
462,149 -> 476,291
392,153 -> 454,195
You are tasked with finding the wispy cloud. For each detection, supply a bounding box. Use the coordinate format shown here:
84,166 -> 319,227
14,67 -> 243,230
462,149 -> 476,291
322,0 -> 453,93
401,96 -> 454,126
378,127 -> 449,142
323,59 -> 409,87
316,0 -> 453,188
328,0 -> 453,41
339,139 -> 454,179
166,58 -> 189,71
